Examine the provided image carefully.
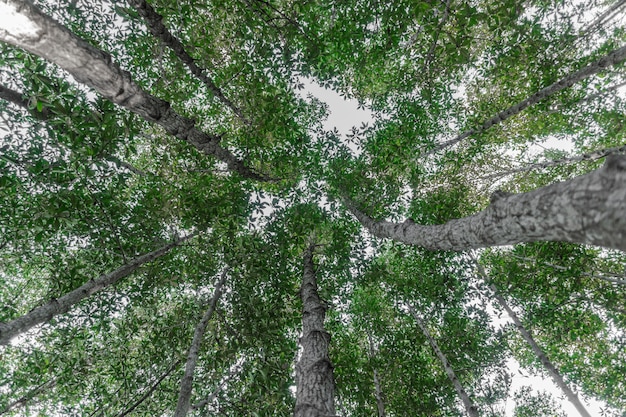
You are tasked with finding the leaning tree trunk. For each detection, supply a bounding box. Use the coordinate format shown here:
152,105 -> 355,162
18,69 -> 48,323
474,262 -> 592,417
0,0 -> 263,180
345,155 -> 626,252
0,234 -> 193,345
408,306 -> 479,417
294,242 -> 336,417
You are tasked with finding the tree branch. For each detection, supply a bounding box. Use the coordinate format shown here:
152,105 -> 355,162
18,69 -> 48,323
473,260 -> 592,417
174,270 -> 228,417
407,305 -> 479,417
428,44 -> 626,155
0,233 -> 195,345
126,0 -> 248,123
116,359 -> 182,417
0,0 -> 264,180
344,155 -> 626,251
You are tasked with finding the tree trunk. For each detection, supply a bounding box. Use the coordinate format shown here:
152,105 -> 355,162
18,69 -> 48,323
126,0 -> 247,123
367,332 -> 386,417
174,271 -> 228,417
0,0 -> 263,180
408,306 -> 479,417
294,242 -> 336,417
474,262 -> 592,417
345,155 -> 626,251
0,234 -> 193,345
429,44 -> 626,154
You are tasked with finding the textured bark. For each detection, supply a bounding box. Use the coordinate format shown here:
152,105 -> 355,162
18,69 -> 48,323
408,306 -> 479,417
474,263 -> 592,417
174,271 -> 228,417
0,234 -> 193,345
294,243 -> 336,417
0,0 -> 263,180
429,44 -> 626,154
346,155 -> 626,251
126,0 -> 247,123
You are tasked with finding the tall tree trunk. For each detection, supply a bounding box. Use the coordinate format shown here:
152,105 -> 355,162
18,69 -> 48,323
473,263 -> 592,417
0,0 -> 263,180
345,155 -> 626,251
407,306 -> 479,417
367,332 -> 386,417
0,234 -> 194,345
126,0 -> 247,123
429,44 -> 626,154
174,271 -> 228,417
294,242 -> 336,417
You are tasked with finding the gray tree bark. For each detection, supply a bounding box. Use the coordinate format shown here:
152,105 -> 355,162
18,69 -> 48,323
174,270 -> 228,417
429,44 -> 626,154
294,242 -> 336,417
474,262 -> 592,417
345,155 -> 626,251
126,0 -> 248,123
407,306 -> 479,417
0,0 -> 263,180
0,234 -> 193,345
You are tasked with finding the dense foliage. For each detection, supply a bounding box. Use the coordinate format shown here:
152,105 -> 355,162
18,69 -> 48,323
1,0 -> 626,416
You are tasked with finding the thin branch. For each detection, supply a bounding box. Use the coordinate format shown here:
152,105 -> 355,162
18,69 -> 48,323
116,359 -> 182,417
0,233 -> 196,345
0,82 -> 148,176
0,378 -> 57,415
126,0 -> 248,123
480,143 -> 626,181
427,44 -> 626,155
422,0 -> 452,73
406,305 -> 479,417
509,254 -> 626,285
190,362 -> 241,411
473,260 -> 592,417
174,270 -> 228,417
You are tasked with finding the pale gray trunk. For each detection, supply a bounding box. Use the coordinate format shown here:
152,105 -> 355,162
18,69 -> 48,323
174,271 -> 228,417
0,235 -> 193,345
0,0 -> 262,180
294,243 -> 336,417
429,44 -> 626,154
474,263 -> 592,417
367,332 -> 386,417
408,306 -> 479,417
345,155 -> 626,251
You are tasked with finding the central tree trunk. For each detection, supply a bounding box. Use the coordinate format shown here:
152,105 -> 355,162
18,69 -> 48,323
294,243 -> 336,417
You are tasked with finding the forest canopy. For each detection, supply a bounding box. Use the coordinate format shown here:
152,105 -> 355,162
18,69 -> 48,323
1,0 -> 626,416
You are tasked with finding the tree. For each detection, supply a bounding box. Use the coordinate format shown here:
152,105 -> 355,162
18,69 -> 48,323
1,0 -> 626,416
